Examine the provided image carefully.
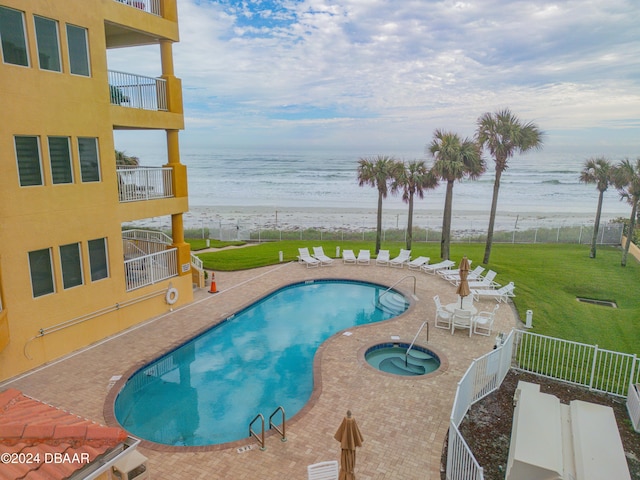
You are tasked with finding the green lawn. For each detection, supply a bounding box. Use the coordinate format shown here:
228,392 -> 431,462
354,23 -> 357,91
190,240 -> 640,355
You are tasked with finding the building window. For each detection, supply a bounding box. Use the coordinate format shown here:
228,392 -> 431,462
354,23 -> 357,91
34,15 -> 61,72
78,137 -> 100,182
0,6 -> 29,66
66,24 -> 89,76
48,136 -> 73,184
60,243 -> 83,289
88,238 -> 109,281
15,136 -> 43,186
29,248 -> 54,297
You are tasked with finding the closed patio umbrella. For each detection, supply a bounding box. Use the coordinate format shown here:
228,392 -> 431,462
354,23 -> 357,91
334,410 -> 363,480
456,256 -> 471,308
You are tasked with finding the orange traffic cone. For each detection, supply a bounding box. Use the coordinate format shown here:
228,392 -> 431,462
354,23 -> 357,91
209,273 -> 218,293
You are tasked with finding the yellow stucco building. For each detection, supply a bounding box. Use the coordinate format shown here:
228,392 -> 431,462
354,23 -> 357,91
0,0 -> 194,383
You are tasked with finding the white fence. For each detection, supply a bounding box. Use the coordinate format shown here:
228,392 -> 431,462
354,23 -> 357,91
118,166 -> 174,202
114,0 -> 161,16
446,329 -> 639,480
124,248 -> 177,291
109,70 -> 168,111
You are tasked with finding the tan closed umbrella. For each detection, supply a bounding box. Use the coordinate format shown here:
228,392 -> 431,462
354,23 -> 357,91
334,410 -> 363,480
455,256 -> 471,308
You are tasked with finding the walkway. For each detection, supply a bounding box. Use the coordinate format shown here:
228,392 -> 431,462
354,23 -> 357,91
2,261 -> 517,479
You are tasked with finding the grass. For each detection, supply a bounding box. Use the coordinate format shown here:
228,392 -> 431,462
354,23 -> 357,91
191,240 -> 640,355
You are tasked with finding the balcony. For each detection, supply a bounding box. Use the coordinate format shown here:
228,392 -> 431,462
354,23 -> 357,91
109,70 -> 167,111
123,230 -> 177,291
118,166 -> 173,203
114,0 -> 161,16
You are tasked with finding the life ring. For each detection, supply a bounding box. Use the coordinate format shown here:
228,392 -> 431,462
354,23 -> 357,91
166,287 -> 179,305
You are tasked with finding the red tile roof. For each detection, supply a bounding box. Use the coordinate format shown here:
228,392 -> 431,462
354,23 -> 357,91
0,388 -> 129,480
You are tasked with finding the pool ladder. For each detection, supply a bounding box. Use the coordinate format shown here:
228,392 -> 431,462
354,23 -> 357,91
249,406 -> 287,450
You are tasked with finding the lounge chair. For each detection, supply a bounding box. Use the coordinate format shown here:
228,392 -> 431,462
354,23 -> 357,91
375,250 -> 390,266
407,256 -> 430,270
466,270 -> 499,289
298,248 -> 320,268
433,295 -> 452,329
451,309 -> 473,337
472,282 -> 515,303
342,249 -> 357,264
357,250 -> 371,265
438,259 -> 472,278
442,265 -> 484,284
307,461 -> 338,480
473,304 -> 499,336
389,249 -> 411,268
421,259 -> 455,275
312,246 -> 334,266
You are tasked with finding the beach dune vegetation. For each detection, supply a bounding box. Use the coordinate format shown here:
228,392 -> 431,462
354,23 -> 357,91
612,157 -> 640,267
429,129 -> 485,261
476,108 -> 543,265
391,160 -> 439,250
579,157 -> 614,259
357,155 -> 402,254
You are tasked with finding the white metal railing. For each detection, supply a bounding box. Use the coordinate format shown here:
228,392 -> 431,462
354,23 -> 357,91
123,229 -> 172,245
117,166 -> 173,202
446,422 -> 483,480
109,70 -> 167,111
113,0 -> 161,17
190,253 -> 203,270
125,248 -> 177,291
628,383 -> 640,432
513,330 -> 639,397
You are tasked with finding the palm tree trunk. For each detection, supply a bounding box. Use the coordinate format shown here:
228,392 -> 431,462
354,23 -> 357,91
376,191 -> 383,254
441,180 -> 454,260
590,191 -> 604,258
621,200 -> 638,267
406,192 -> 414,250
483,169 -> 502,264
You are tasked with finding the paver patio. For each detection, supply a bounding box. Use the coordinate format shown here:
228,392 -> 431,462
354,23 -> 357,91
1,261 -> 518,479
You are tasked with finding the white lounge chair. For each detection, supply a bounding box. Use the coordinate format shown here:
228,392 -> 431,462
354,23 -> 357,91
473,304 -> 499,336
357,250 -> 371,265
312,246 -> 334,266
298,248 -> 320,268
421,259 -> 455,275
307,460 -> 339,480
472,282 -> 515,303
407,256 -> 430,270
433,295 -> 452,329
342,249 -> 357,264
451,308 -> 473,337
438,259 -> 472,278
467,270 -> 499,289
389,249 -> 411,268
375,250 -> 390,266
442,265 -> 484,284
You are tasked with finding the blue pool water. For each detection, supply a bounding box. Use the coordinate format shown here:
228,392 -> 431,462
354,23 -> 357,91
114,280 -> 408,446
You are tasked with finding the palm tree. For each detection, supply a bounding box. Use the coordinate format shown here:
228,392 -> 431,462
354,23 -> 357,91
476,109 -> 543,264
115,150 -> 139,167
357,155 -> 401,253
391,160 -> 439,250
429,130 -> 485,260
579,157 -> 614,259
612,158 -> 640,267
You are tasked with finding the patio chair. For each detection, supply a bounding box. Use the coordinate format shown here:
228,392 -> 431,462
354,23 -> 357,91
307,460 -> 339,480
375,249 -> 390,266
466,270 -> 499,289
389,249 -> 411,268
433,295 -> 452,329
451,309 -> 473,337
298,248 -> 320,268
342,249 -> 357,264
312,246 -> 334,266
442,265 -> 485,285
473,304 -> 499,336
472,282 -> 515,303
407,256 -> 430,270
421,259 -> 455,275
438,259 -> 472,278
357,249 -> 371,265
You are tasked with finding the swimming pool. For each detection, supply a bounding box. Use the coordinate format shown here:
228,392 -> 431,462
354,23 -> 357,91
114,280 -> 408,446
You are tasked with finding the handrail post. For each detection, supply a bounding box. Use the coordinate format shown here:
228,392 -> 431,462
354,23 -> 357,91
405,321 -> 428,366
249,413 -> 266,450
269,406 -> 287,442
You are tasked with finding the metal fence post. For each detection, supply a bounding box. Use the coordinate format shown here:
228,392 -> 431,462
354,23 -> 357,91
589,344 -> 599,390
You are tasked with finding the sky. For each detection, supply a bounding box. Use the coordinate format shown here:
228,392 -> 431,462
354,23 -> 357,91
110,0 -> 640,156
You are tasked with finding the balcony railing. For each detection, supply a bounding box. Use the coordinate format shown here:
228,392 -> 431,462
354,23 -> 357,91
117,166 -> 173,202
109,70 -> 167,111
114,0 -> 161,16
124,248 -> 178,291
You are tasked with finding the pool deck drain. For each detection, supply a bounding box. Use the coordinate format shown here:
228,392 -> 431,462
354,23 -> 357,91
576,297 -> 617,308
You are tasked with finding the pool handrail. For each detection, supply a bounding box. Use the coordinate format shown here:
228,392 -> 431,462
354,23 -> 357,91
405,321 -> 429,366
269,406 -> 287,443
249,413 -> 266,450
377,275 -> 417,305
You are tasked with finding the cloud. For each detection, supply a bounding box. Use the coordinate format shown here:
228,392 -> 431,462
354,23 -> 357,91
109,0 -> 640,152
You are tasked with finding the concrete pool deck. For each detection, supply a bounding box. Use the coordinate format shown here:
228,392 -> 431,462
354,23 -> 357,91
2,261 -> 518,479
